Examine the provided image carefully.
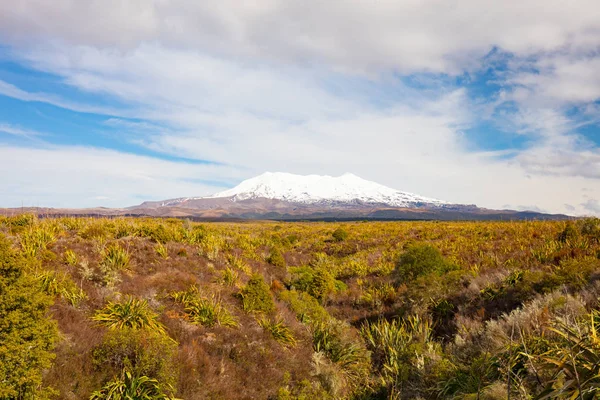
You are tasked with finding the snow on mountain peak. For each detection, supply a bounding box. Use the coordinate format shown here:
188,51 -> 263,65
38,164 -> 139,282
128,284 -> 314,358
209,172 -> 446,207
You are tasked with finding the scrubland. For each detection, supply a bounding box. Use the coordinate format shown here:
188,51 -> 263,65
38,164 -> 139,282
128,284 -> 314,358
1,215 -> 600,399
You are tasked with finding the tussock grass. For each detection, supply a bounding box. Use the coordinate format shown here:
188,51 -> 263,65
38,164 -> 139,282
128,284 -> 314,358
93,297 -> 167,334
258,317 -> 297,347
171,287 -> 238,328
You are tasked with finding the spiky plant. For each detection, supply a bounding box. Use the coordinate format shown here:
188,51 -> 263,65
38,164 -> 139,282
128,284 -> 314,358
89,370 -> 178,400
93,297 -> 167,334
20,226 -> 56,258
533,311 -> 600,399
258,317 -> 297,347
102,244 -> 130,271
221,267 -> 239,287
64,249 -> 78,266
155,242 -> 169,259
171,287 -> 238,328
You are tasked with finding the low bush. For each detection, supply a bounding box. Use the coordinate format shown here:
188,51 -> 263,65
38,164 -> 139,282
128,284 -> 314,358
0,234 -> 58,399
92,328 -> 178,392
278,289 -> 330,324
240,274 -> 275,313
395,243 -> 457,282
331,227 -> 348,242
267,247 -> 286,268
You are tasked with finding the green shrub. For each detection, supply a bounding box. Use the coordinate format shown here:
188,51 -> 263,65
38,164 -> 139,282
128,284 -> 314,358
332,227 -> 349,242
289,266 -> 341,303
93,297 -> 167,334
395,243 -> 456,282
240,274 -> 275,313
278,289 -> 330,324
90,370 -> 178,400
92,328 -> 178,393
0,234 -> 58,398
557,222 -> 578,243
267,247 -> 286,268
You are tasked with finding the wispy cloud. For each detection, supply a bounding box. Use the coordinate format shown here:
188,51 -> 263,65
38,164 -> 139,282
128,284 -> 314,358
0,123 -> 44,138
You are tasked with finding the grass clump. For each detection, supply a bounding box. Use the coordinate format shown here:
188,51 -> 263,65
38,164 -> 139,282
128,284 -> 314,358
93,297 -> 167,334
64,249 -> 78,266
102,243 -> 130,271
155,242 -> 169,259
240,274 -> 275,313
90,370 -> 178,400
220,267 -> 239,287
20,226 -> 56,258
258,317 -> 297,347
171,286 -> 237,328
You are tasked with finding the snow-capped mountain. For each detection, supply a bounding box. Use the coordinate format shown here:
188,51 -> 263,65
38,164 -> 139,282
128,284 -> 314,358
209,172 -> 446,207
126,172 -> 566,220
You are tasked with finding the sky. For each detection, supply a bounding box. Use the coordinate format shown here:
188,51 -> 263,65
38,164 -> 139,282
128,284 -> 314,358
0,1 -> 599,216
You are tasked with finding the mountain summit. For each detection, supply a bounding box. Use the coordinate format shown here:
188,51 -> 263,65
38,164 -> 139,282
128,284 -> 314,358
210,172 -> 446,207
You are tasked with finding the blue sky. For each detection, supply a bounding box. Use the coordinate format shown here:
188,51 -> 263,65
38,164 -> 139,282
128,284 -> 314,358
0,1 -> 599,215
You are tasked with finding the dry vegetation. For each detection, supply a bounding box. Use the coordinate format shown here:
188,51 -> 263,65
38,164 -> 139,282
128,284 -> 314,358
1,214 -> 600,399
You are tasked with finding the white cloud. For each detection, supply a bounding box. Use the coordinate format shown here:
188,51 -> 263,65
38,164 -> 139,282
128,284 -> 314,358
0,1 -> 599,216
2,0 -> 600,74
0,144 -> 243,208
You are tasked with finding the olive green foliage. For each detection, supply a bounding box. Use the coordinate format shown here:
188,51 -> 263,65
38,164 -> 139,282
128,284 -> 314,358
93,328 -> 178,393
395,243 -> 456,282
0,234 -> 58,399
289,266 -> 341,303
331,227 -> 348,242
278,289 -> 330,324
258,317 -> 297,347
171,287 -> 237,328
240,274 -> 275,313
90,370 -> 178,400
93,297 -> 167,334
267,247 -> 286,268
